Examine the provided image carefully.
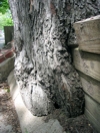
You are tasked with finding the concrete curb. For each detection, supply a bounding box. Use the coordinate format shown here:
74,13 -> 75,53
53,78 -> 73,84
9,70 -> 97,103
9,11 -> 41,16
8,71 -> 66,133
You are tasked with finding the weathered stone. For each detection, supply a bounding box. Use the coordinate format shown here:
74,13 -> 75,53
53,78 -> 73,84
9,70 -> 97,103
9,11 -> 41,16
8,0 -> 100,117
73,48 -> 100,82
74,15 -> 100,54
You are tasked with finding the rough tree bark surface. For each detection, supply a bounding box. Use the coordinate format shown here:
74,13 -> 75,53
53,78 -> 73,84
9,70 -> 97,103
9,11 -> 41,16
8,0 -> 100,117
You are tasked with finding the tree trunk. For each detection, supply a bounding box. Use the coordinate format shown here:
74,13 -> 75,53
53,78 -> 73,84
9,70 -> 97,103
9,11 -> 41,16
8,0 -> 100,117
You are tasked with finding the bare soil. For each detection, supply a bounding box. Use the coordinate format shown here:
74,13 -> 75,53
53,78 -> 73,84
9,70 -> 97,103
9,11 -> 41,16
0,81 -> 22,133
43,107 -> 98,133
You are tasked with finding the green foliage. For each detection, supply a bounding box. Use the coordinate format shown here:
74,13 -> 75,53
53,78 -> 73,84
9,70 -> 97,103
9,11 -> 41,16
0,10 -> 13,29
0,0 -> 9,14
0,0 -> 13,29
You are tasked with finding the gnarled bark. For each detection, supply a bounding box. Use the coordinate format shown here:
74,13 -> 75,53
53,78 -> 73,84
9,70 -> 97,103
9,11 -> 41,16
8,0 -> 100,117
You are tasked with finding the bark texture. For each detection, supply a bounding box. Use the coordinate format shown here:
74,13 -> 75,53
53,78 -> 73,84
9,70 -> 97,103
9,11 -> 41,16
8,0 -> 100,117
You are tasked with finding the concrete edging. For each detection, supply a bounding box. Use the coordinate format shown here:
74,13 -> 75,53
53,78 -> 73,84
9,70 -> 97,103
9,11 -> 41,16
8,70 -> 66,133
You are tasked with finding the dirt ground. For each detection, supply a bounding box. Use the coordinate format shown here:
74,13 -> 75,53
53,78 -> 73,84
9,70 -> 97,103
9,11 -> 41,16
0,81 -> 98,133
0,81 -> 22,133
43,109 -> 98,133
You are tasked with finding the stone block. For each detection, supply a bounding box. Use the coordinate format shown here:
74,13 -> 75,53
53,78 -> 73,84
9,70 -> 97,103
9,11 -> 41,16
79,72 -> 100,104
73,48 -> 100,82
74,15 -> 100,54
85,94 -> 100,133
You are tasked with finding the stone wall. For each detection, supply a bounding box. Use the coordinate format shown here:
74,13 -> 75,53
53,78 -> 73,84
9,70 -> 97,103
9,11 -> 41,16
73,15 -> 100,133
